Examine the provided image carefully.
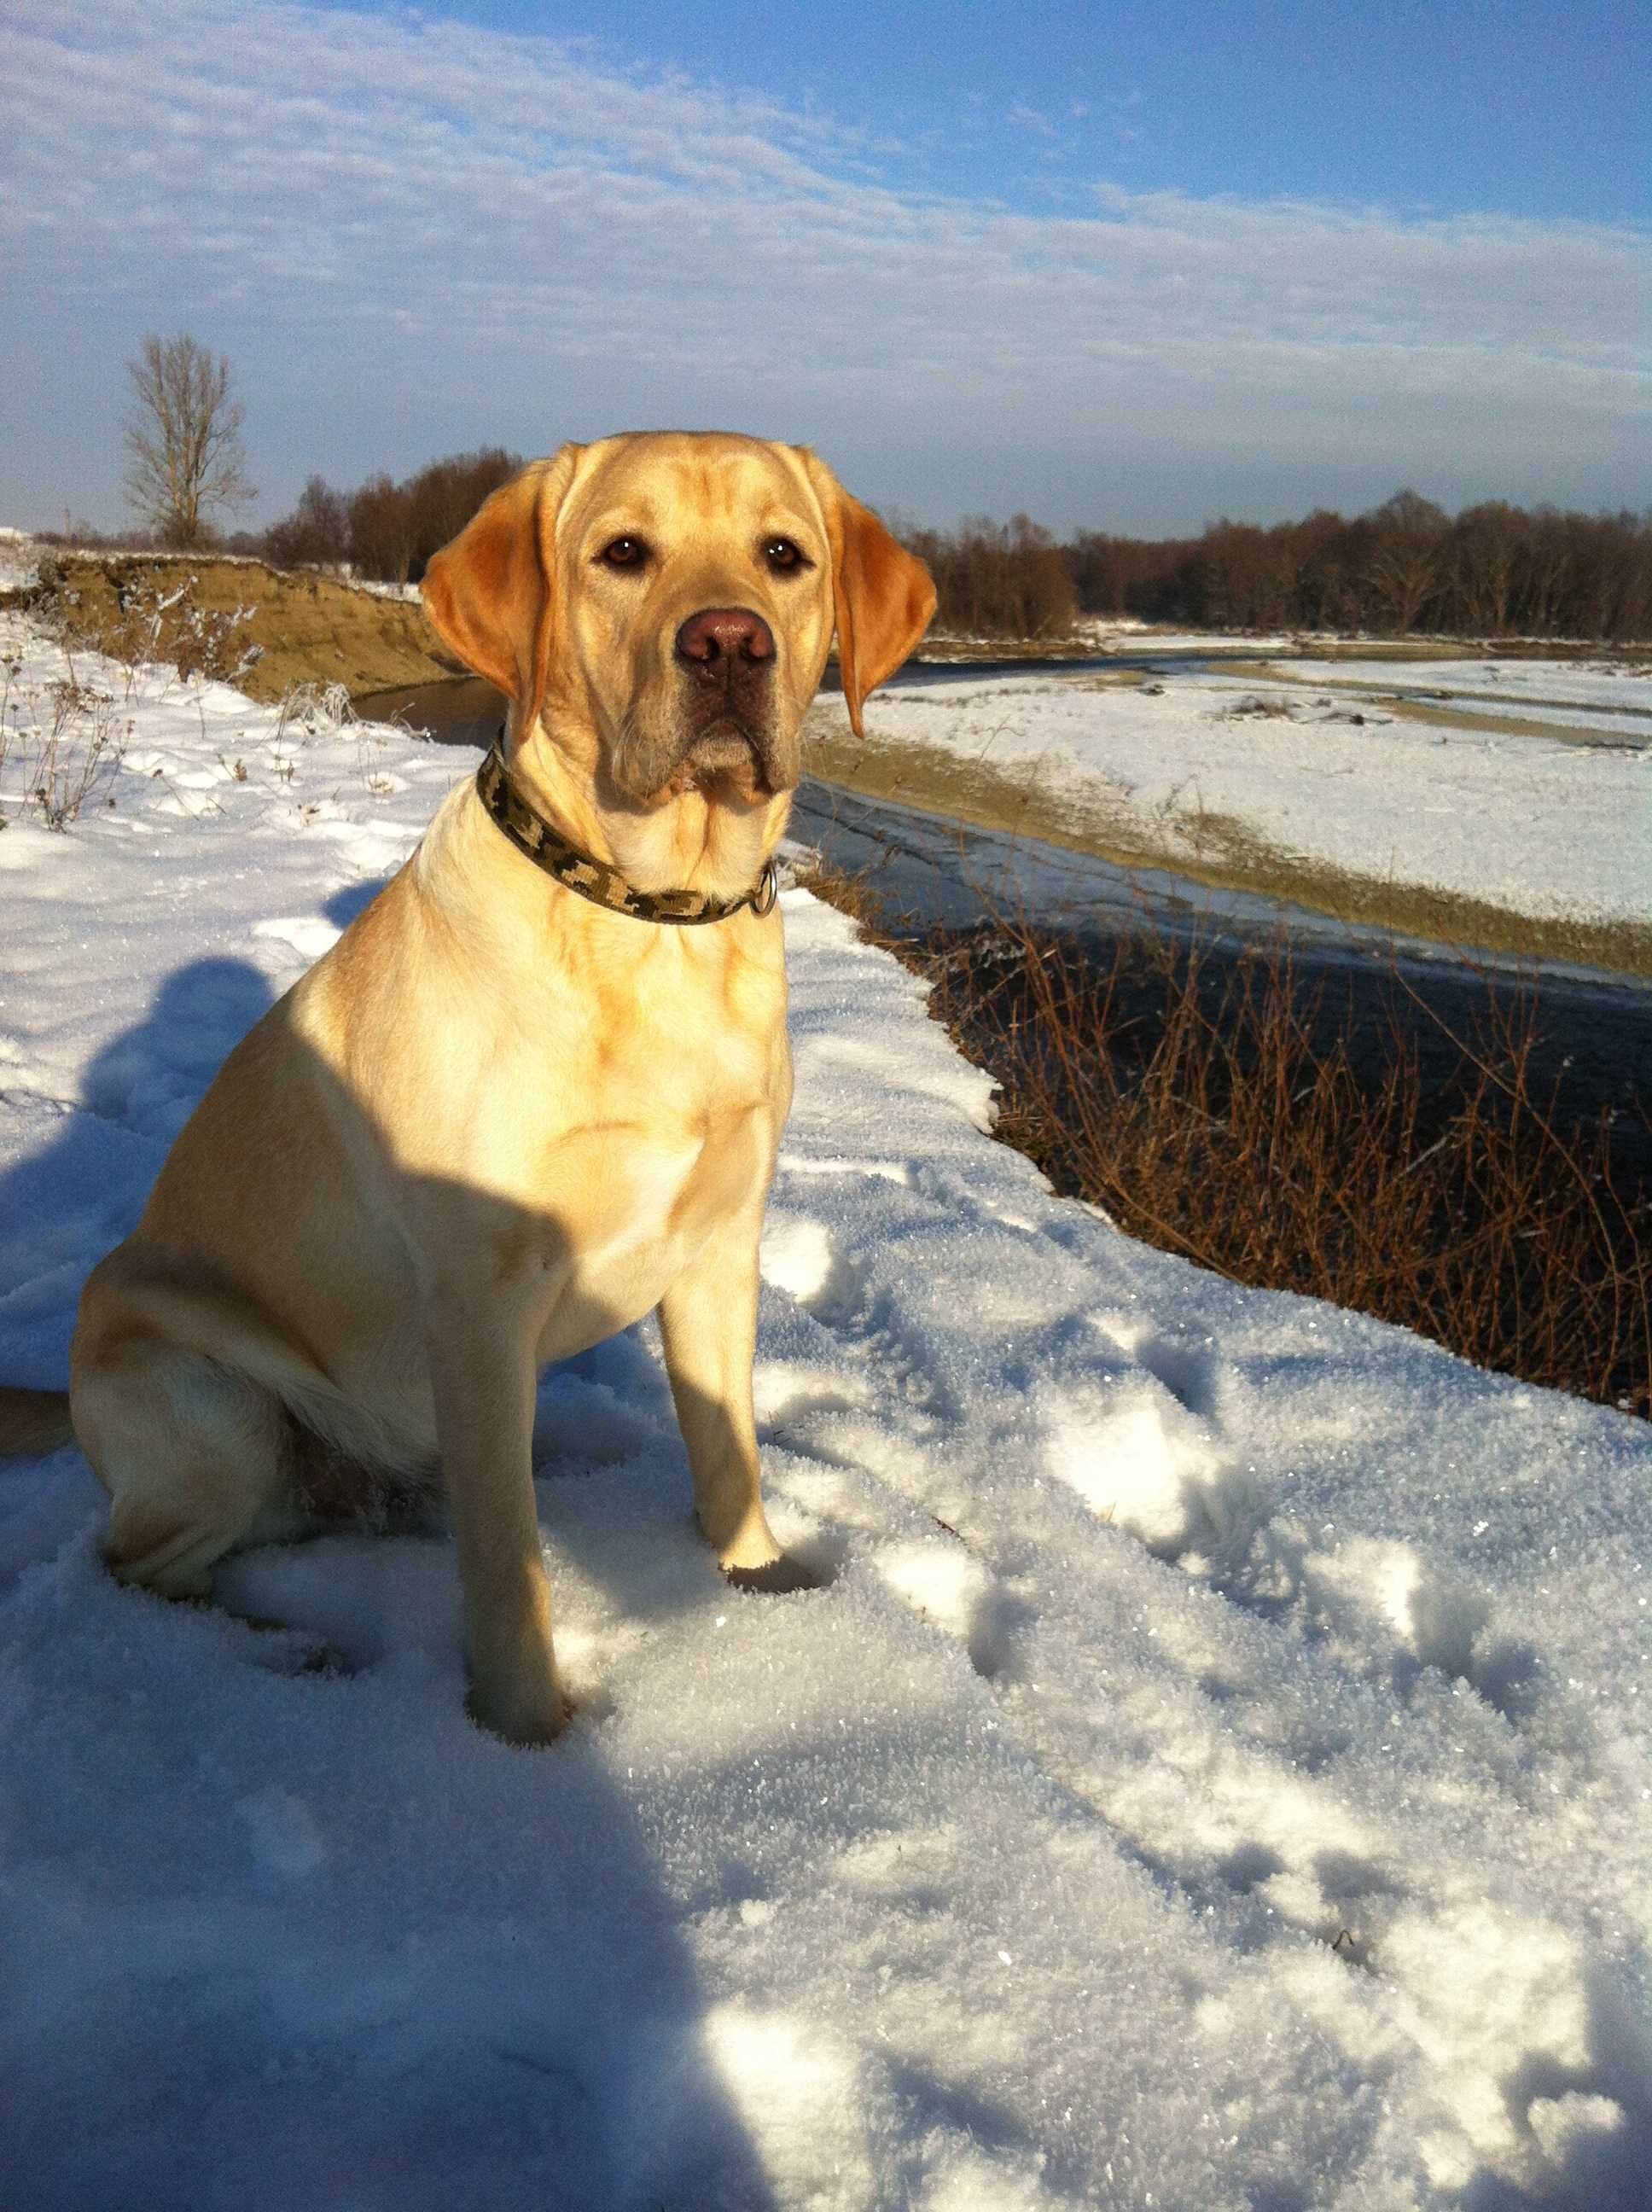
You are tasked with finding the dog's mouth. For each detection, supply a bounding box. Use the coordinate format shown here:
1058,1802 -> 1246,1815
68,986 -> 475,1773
681,716 -> 767,785
661,711 -> 791,799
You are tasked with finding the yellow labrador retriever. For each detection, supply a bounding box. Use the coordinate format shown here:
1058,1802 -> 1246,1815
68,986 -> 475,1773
2,433 -> 934,1745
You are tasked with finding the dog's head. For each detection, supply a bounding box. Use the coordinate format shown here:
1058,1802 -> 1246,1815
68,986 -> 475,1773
422,433 -> 934,893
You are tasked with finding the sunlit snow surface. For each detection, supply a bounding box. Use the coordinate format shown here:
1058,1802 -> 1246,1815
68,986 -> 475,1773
852,655 -> 1652,934
2,620 -> 1649,2210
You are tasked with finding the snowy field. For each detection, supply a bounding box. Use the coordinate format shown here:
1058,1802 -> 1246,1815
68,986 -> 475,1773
855,657 -> 1652,939
1277,655 -> 1652,721
3,620 -> 1651,2209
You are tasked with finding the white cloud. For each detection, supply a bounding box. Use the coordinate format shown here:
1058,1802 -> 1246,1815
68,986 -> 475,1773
2,0 -> 1646,530
1006,102 -> 1060,141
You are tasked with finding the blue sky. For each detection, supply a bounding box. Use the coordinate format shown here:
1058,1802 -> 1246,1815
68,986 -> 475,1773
3,0 -> 1647,536
358,0 -> 1649,226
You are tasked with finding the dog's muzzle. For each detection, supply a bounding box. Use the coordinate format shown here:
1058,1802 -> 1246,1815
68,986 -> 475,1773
674,606 -> 781,777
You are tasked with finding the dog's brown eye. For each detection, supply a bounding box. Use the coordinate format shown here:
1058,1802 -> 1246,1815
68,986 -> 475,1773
764,538 -> 808,573
599,536 -> 649,570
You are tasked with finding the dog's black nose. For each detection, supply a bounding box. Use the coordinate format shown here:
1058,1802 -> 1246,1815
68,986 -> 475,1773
675,608 -> 776,669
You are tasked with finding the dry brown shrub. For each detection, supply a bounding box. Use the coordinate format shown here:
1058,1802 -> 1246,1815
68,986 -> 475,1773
801,863 -> 1649,1417
0,658 -> 129,830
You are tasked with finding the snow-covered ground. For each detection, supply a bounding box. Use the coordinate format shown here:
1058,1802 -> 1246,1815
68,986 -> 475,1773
0,527 -> 40,592
3,620 -> 1650,2209
337,572 -> 424,603
1277,655 -> 1652,719
858,659 -> 1652,935
1081,621 -> 1298,653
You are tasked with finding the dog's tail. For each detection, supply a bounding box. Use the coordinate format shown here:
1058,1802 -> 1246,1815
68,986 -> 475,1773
0,1386 -> 74,1457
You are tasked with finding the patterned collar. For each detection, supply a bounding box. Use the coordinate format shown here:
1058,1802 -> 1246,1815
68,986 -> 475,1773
474,742 -> 778,926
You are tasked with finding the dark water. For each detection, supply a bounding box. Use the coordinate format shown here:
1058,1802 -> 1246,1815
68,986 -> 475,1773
353,668 -> 1652,1169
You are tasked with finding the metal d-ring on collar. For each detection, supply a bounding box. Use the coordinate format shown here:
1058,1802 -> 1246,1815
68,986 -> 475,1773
474,739 -> 779,926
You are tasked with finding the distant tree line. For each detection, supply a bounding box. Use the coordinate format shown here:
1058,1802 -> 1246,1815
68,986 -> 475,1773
907,489 -> 1648,643
898,514 -> 1079,642
1066,492 -> 1652,643
262,447 -> 522,584
43,443 -> 521,581
71,426 -> 1652,643
61,323 -> 1652,639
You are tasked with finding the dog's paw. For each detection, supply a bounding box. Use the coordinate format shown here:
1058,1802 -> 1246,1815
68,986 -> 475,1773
723,1552 -> 822,1598
465,1679 -> 572,1750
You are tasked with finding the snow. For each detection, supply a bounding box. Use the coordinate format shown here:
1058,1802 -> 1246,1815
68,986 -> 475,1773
1080,622 -> 1298,652
341,573 -> 424,603
1278,654 -> 1652,719
2,617 -> 1650,2209
856,658 -> 1652,935
0,528 -> 41,592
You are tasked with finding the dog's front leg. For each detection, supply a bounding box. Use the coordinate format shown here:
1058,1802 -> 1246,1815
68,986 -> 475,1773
659,1217 -> 814,1594
426,1301 -> 566,1746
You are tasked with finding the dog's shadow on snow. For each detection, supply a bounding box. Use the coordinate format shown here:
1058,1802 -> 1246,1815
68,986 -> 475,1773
0,953 -> 280,1388
1,873 -> 410,1371
323,878 -> 388,932
0,883 -> 387,1377
3,911 -> 785,2210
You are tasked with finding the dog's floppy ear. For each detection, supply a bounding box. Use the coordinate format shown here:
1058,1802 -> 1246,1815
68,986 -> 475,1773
421,446 -> 583,740
802,454 -> 937,739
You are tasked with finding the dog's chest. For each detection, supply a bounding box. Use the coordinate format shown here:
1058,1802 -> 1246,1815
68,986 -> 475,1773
481,975 -> 786,1353
526,1109 -> 774,1359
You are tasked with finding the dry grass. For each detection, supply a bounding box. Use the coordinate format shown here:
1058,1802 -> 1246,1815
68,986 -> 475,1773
95,573 -> 262,696
0,649 -> 131,830
797,860 -> 1649,1417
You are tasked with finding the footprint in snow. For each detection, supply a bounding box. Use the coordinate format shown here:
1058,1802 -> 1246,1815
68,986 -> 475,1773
873,1531 -> 1027,1683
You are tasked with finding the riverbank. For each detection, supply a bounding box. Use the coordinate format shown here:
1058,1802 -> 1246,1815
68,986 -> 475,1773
16,550 -> 461,701
362,651 -> 1652,977
804,711 -> 1652,978
801,653 -> 1652,979
797,858 -> 1649,1416
18,544 -> 1649,975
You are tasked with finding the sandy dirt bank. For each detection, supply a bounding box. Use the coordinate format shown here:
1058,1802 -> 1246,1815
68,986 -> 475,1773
22,552 -> 461,701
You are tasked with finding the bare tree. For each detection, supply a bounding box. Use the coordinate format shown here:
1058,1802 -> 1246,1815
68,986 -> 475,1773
123,334 -> 256,548
1362,489 -> 1448,635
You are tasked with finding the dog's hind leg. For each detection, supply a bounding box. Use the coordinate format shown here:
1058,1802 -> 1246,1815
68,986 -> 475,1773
72,1342 -> 302,1600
